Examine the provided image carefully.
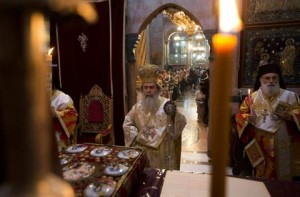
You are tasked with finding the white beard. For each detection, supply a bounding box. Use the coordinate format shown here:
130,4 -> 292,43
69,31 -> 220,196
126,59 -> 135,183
141,94 -> 161,114
260,82 -> 280,98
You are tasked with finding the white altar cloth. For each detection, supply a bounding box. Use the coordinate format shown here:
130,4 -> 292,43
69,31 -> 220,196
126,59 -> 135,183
160,171 -> 270,197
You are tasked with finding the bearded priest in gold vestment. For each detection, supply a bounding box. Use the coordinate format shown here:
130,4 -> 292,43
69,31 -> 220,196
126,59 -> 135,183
236,63 -> 300,180
123,64 -> 186,170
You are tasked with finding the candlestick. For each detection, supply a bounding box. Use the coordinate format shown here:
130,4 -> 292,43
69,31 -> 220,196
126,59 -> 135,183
248,89 -> 252,103
210,0 -> 241,196
45,54 -> 52,62
248,89 -> 254,115
46,47 -> 54,64
46,47 -> 54,92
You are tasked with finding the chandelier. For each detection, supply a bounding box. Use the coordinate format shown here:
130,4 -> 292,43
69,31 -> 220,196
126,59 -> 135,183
163,8 -> 199,36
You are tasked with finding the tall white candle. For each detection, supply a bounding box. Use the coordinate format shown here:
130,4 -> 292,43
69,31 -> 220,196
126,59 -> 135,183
210,0 -> 242,197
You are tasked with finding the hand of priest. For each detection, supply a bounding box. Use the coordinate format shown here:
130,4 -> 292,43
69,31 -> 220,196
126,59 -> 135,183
277,111 -> 293,121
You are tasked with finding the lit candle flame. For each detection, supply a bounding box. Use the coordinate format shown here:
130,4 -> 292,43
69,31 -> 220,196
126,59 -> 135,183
48,47 -> 54,55
219,0 -> 242,33
248,89 -> 251,95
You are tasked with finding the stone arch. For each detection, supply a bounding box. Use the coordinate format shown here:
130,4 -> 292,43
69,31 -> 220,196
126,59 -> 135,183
138,3 -> 202,34
124,3 -> 208,110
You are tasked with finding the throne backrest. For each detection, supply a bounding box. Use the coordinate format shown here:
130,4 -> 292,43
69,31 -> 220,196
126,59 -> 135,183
79,84 -> 112,133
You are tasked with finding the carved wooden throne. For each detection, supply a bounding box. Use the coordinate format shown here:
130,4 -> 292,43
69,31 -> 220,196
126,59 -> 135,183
77,84 -> 113,144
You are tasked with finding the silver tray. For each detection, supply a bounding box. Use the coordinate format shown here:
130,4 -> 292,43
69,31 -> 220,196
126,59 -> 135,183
90,146 -> 113,157
117,149 -> 139,159
104,164 -> 128,177
66,144 -> 88,153
84,178 -> 116,197
62,162 -> 95,181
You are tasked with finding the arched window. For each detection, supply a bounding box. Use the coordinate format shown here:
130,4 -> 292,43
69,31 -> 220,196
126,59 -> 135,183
167,31 -> 210,69
168,32 -> 187,65
190,32 -> 210,69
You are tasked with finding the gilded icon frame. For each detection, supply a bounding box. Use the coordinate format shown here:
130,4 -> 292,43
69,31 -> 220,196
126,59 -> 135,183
244,0 -> 300,25
239,24 -> 300,87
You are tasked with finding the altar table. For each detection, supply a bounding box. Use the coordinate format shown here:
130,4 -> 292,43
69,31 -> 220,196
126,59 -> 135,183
160,171 -> 270,197
59,143 -> 148,197
136,169 -> 300,197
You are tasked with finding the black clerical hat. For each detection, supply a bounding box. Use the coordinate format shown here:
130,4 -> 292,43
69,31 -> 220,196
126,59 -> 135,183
253,63 -> 286,91
257,63 -> 282,79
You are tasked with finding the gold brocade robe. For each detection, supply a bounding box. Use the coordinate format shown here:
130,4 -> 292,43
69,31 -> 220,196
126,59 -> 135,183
51,90 -> 78,150
236,88 -> 300,180
123,97 -> 186,170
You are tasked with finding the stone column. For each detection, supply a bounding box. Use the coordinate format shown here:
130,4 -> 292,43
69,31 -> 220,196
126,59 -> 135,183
125,33 -> 139,110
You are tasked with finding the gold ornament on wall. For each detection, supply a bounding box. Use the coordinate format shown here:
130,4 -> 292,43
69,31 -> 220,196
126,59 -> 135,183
78,32 -> 88,52
163,8 -> 199,36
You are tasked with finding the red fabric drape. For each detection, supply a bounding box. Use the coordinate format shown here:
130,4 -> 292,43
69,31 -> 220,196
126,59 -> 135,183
51,1 -> 126,145
53,2 -> 111,111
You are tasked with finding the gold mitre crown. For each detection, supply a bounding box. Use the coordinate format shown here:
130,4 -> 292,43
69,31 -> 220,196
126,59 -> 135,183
139,64 -> 160,83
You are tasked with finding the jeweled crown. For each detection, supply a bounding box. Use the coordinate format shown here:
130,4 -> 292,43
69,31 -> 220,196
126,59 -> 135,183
139,64 -> 160,83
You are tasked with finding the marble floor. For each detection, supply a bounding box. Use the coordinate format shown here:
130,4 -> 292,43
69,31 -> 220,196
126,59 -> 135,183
176,88 -> 233,175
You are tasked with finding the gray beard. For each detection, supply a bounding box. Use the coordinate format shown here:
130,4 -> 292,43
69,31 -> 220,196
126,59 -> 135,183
260,83 -> 280,98
141,94 -> 161,114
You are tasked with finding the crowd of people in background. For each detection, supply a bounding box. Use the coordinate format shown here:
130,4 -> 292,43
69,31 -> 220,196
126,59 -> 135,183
156,66 -> 210,126
157,66 -> 209,101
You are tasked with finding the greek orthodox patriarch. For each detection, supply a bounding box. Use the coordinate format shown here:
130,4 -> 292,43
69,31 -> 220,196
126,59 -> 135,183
123,64 -> 186,170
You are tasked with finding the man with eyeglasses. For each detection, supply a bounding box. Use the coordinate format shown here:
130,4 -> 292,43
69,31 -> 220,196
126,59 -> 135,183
235,63 -> 300,181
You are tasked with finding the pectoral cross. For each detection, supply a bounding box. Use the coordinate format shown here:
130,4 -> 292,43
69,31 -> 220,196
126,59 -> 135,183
262,109 -> 269,123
